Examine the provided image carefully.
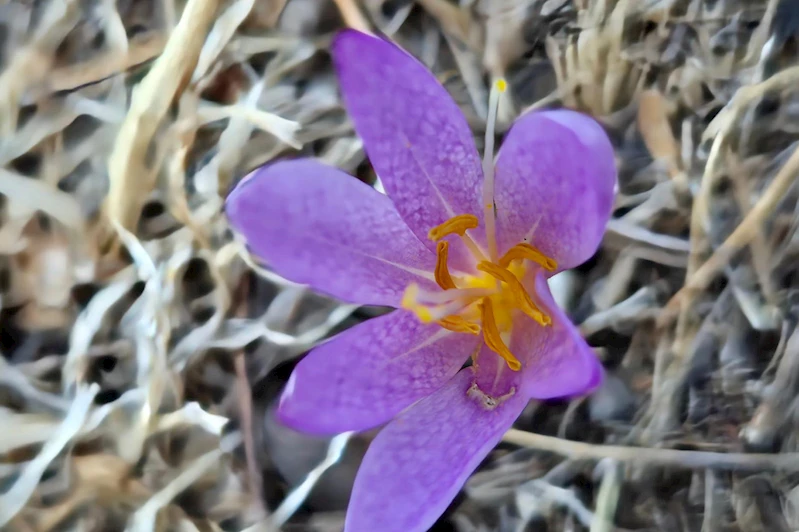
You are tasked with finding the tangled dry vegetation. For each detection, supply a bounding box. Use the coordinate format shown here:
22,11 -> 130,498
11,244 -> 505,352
2,0 -> 799,530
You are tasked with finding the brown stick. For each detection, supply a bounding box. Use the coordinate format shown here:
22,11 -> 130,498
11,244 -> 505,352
504,429 -> 799,471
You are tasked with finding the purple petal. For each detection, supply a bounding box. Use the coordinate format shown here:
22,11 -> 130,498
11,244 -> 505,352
345,370 -> 528,532
332,30 -> 485,271
512,271 -> 604,399
278,310 -> 478,435
471,342 -> 525,399
494,109 -> 617,271
226,159 -> 438,307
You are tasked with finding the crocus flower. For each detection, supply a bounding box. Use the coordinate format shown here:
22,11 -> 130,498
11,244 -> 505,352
226,29 -> 616,532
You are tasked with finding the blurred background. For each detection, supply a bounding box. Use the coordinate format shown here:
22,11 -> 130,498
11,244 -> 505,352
2,0 -> 799,530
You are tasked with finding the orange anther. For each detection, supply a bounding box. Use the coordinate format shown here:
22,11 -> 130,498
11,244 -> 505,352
428,214 -> 479,241
499,243 -> 557,272
479,299 -> 521,371
477,262 -> 551,326
438,315 -> 480,335
434,241 -> 457,290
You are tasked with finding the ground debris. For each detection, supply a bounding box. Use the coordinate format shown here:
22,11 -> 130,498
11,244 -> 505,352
1,0 -> 799,530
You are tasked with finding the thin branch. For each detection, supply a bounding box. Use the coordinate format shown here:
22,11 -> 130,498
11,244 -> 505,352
332,0 -> 371,33
661,140 -> 799,323
104,0 -> 220,237
263,432 -> 352,529
503,429 -> 799,471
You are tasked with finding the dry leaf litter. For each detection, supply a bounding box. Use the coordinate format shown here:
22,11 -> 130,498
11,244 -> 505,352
2,0 -> 799,530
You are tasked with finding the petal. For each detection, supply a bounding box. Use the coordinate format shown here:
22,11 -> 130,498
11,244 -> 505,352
345,370 -> 528,532
226,159 -> 438,307
494,109 -> 617,271
512,272 -> 604,399
277,310 -> 478,435
471,342 -> 524,398
332,30 -> 485,271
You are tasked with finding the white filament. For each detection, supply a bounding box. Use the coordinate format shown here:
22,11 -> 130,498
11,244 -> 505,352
482,78 -> 507,263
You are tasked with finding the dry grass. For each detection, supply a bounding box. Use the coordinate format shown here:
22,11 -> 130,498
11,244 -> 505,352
1,0 -> 799,530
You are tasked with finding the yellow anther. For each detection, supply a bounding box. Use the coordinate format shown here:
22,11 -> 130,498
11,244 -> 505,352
495,78 -> 508,93
499,243 -> 558,272
476,261 -> 515,284
428,214 -> 479,242
479,299 -> 521,371
434,241 -> 457,290
438,315 -> 480,335
401,284 -> 434,323
477,262 -> 551,326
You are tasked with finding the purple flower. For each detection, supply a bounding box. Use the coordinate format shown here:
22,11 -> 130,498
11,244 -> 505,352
226,30 -> 616,532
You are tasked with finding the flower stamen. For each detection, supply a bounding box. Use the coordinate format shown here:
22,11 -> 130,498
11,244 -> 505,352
477,261 -> 551,326
401,283 -> 489,323
499,242 -> 558,272
438,315 -> 480,335
480,298 -> 521,371
405,80 -> 557,373
428,214 -> 479,241
401,283 -> 434,323
434,241 -> 457,290
405,284 -> 493,305
428,214 -> 487,262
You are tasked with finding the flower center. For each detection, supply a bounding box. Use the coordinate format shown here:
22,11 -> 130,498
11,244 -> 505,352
401,214 -> 557,371
401,78 -> 556,372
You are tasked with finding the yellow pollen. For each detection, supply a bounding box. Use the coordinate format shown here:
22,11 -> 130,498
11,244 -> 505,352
428,214 -> 479,241
407,212 -> 558,372
477,262 -> 551,326
401,283 -> 434,323
438,315 -> 480,335
480,299 -> 521,371
495,78 -> 507,93
499,243 -> 558,272
434,241 -> 457,290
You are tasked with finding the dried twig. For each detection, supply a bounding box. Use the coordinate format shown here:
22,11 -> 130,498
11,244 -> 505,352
104,0 -> 221,236
503,429 -> 799,471
664,141 -> 799,320
333,0 -> 371,33
0,385 -> 99,527
266,432 -> 352,529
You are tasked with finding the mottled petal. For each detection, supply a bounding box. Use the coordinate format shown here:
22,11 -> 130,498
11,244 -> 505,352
226,159 -> 438,307
471,342 -> 524,399
345,370 -> 528,532
494,109 -> 617,271
332,30 -> 485,271
278,310 -> 478,435
512,271 -> 604,399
